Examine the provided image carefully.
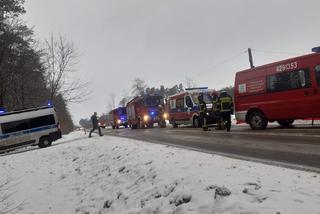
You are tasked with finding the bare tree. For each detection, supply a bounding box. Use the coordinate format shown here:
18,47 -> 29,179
118,89 -> 130,107
43,34 -> 89,103
131,78 -> 147,96
107,92 -> 116,111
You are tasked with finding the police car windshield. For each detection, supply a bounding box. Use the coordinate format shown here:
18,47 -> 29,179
144,96 -> 163,107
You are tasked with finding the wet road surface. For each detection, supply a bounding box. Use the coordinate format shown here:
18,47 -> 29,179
103,124 -> 320,171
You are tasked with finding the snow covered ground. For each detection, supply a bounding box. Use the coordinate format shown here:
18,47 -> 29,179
1,131 -> 320,214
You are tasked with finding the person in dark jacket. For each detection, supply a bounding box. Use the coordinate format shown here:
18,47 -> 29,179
198,93 -> 210,131
216,91 -> 234,132
89,112 -> 103,137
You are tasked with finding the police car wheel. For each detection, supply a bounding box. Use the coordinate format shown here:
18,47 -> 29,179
39,137 -> 52,148
249,111 -> 267,130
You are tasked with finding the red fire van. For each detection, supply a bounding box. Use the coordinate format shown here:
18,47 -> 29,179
235,52 -> 320,129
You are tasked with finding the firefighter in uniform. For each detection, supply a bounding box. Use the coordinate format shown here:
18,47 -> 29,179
216,91 -> 233,132
158,104 -> 166,128
198,93 -> 209,131
211,91 -> 219,114
210,91 -> 220,128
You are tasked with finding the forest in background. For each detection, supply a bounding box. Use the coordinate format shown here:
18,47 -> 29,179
0,0 -> 88,134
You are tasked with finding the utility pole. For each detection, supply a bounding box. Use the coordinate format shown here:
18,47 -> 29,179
248,48 -> 254,69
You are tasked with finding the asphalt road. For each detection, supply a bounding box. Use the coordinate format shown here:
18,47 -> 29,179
103,123 -> 320,172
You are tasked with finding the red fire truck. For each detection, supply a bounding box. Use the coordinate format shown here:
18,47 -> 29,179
235,51 -> 320,130
98,116 -> 107,128
126,95 -> 167,129
109,107 -> 128,129
168,88 -> 219,128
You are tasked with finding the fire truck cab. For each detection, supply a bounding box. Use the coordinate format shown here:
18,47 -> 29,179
98,116 -> 107,128
126,95 -> 166,129
235,51 -> 320,130
168,88 -> 218,128
109,107 -> 128,129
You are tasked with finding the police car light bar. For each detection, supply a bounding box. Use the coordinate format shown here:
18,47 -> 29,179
312,47 -> 320,53
185,87 -> 208,91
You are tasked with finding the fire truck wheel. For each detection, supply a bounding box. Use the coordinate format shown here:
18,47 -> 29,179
277,119 -> 294,127
125,125 -> 128,128
112,126 -> 115,129
116,126 -> 119,129
193,116 -> 200,128
248,111 -> 268,130
138,119 -> 145,129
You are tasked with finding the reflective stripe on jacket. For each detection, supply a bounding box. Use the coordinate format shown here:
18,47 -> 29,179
218,95 -> 233,112
199,102 -> 207,113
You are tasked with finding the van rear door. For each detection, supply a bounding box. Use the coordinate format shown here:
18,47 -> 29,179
311,64 -> 320,116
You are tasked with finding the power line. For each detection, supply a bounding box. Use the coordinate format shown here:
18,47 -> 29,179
192,48 -> 306,81
251,49 -> 304,56
193,50 -> 248,79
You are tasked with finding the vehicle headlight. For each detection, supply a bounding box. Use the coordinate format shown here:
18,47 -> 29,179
163,113 -> 168,119
117,119 -> 121,124
98,122 -> 101,126
143,115 -> 149,121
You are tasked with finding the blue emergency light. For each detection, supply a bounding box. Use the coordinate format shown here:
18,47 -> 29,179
0,108 -> 6,114
151,111 -> 155,115
312,47 -> 320,53
47,100 -> 53,107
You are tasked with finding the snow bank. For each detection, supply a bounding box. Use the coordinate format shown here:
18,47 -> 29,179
1,131 -> 319,214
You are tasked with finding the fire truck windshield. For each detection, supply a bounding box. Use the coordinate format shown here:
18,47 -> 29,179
117,107 -> 126,115
144,96 -> 163,107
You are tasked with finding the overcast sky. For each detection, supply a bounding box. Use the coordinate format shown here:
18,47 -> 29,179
24,0 -> 320,123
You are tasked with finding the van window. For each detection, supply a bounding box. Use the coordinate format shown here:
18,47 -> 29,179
29,115 -> 55,129
2,119 -> 29,134
315,65 -> 320,86
191,93 -> 211,104
169,100 -> 176,109
2,115 -> 55,134
267,69 -> 311,92
185,96 -> 193,107
176,98 -> 184,108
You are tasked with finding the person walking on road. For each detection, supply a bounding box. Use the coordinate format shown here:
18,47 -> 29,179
217,91 -> 234,132
89,112 -> 103,137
